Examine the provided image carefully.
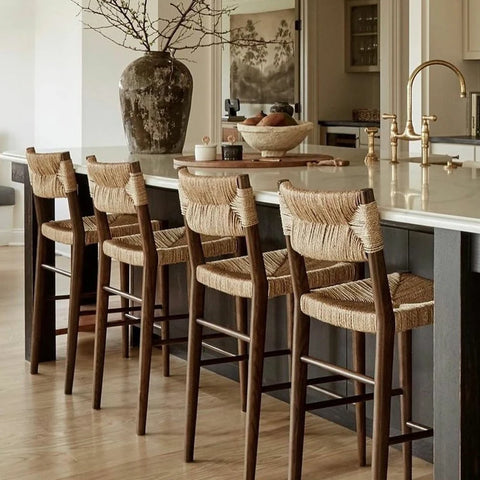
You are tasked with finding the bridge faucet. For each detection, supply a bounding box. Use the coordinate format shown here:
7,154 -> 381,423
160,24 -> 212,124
383,59 -> 466,166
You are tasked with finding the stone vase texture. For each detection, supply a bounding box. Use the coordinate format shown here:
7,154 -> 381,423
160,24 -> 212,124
119,51 -> 193,154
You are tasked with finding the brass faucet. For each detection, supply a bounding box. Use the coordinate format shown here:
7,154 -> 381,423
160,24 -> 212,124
383,59 -> 467,166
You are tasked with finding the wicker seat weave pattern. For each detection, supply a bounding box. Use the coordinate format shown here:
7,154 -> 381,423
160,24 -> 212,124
102,226 -> 237,267
26,151 -> 78,198
178,168 -> 258,237
196,248 -> 357,299
301,272 -> 434,333
87,159 -> 148,215
41,213 -> 144,246
278,180 -> 383,262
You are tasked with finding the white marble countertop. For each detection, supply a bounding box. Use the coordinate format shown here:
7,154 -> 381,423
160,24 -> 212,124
3,144 -> 480,234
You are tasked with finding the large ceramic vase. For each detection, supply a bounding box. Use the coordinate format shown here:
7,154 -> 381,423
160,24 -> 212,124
119,51 -> 193,154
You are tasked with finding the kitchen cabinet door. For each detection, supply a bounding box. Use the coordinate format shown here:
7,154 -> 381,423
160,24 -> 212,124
431,142 -> 476,161
463,0 -> 480,59
345,0 -> 379,72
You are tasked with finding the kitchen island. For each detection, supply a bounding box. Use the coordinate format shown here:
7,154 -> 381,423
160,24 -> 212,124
1,144 -> 479,479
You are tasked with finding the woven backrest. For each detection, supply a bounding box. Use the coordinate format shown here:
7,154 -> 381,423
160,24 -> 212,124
87,156 -> 148,215
177,168 -> 258,237
278,180 -> 383,262
26,148 -> 77,199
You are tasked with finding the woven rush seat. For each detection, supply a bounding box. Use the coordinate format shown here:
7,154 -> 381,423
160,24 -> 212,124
301,272 -> 433,333
41,212 -> 141,245
197,248 -> 356,298
103,226 -> 237,267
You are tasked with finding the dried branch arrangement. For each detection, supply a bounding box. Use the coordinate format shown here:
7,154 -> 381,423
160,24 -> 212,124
71,0 -> 275,53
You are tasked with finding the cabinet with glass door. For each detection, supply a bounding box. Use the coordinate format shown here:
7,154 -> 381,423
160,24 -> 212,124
345,0 -> 379,72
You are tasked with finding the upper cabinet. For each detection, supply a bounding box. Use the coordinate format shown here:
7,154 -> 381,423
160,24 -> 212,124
345,0 -> 379,73
463,0 -> 480,59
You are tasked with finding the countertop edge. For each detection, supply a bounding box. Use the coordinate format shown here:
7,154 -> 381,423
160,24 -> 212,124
4,151 -> 480,235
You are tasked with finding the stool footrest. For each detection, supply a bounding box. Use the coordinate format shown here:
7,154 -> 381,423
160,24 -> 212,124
153,333 -> 226,347
262,375 -> 348,394
201,338 -> 236,357
301,355 -> 375,386
103,285 -> 142,304
106,317 -> 143,328
306,388 -> 403,411
42,263 -> 70,277
406,420 -> 432,431
388,427 -> 434,445
153,313 -> 188,322
80,305 -> 143,317
264,348 -> 290,359
196,317 -> 250,343
200,354 -> 248,367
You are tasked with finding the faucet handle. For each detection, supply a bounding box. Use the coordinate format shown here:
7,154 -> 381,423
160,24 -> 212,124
382,113 -> 397,121
422,114 -> 437,123
382,113 -> 399,164
364,127 -> 379,165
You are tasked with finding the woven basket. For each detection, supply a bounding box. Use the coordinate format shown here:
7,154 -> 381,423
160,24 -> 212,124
352,109 -> 380,122
237,122 -> 313,157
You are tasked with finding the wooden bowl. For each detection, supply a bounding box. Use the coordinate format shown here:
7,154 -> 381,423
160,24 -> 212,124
237,121 -> 313,157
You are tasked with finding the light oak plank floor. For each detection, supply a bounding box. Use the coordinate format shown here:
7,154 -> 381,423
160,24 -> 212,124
0,246 -> 433,480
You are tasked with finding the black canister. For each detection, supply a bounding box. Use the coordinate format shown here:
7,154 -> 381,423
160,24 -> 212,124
270,102 -> 294,116
222,144 -> 243,161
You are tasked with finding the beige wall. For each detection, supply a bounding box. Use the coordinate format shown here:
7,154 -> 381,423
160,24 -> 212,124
314,0 -> 380,122
0,0 -> 219,245
0,0 -> 35,241
428,1 -> 480,136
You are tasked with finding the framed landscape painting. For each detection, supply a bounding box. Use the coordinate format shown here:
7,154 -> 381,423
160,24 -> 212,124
229,8 -> 295,104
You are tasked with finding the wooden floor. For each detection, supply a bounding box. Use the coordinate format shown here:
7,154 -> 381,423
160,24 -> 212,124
0,246 -> 433,479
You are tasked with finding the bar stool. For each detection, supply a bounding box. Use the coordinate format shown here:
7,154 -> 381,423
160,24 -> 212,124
27,147 -> 141,394
178,168 -> 359,480
86,157 -> 240,435
278,180 -> 434,480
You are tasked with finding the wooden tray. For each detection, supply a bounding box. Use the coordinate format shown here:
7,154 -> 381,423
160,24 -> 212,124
173,153 -> 349,169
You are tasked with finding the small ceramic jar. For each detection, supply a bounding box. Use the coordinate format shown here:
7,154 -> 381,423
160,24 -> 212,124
195,136 -> 217,161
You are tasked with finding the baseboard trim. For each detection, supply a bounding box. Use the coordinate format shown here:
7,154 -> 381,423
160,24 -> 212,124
0,228 -> 24,246
8,228 -> 24,246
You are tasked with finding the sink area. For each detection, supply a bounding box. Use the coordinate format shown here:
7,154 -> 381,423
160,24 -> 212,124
402,154 -> 462,166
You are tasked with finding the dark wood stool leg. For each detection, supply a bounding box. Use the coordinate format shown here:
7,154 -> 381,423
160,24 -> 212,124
137,259 -> 157,435
286,293 -> 294,380
371,326 -> 395,480
64,242 -> 85,394
93,252 -> 112,410
119,262 -> 130,359
159,264 -> 170,377
30,232 -> 48,374
185,278 -> 205,462
286,293 -> 294,352
235,295 -> 248,412
398,330 -> 413,480
234,237 -> 248,412
288,311 -> 310,480
244,292 -> 268,480
353,331 -> 367,467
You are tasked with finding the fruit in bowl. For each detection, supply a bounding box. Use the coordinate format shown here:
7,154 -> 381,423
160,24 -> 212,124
237,115 -> 313,157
